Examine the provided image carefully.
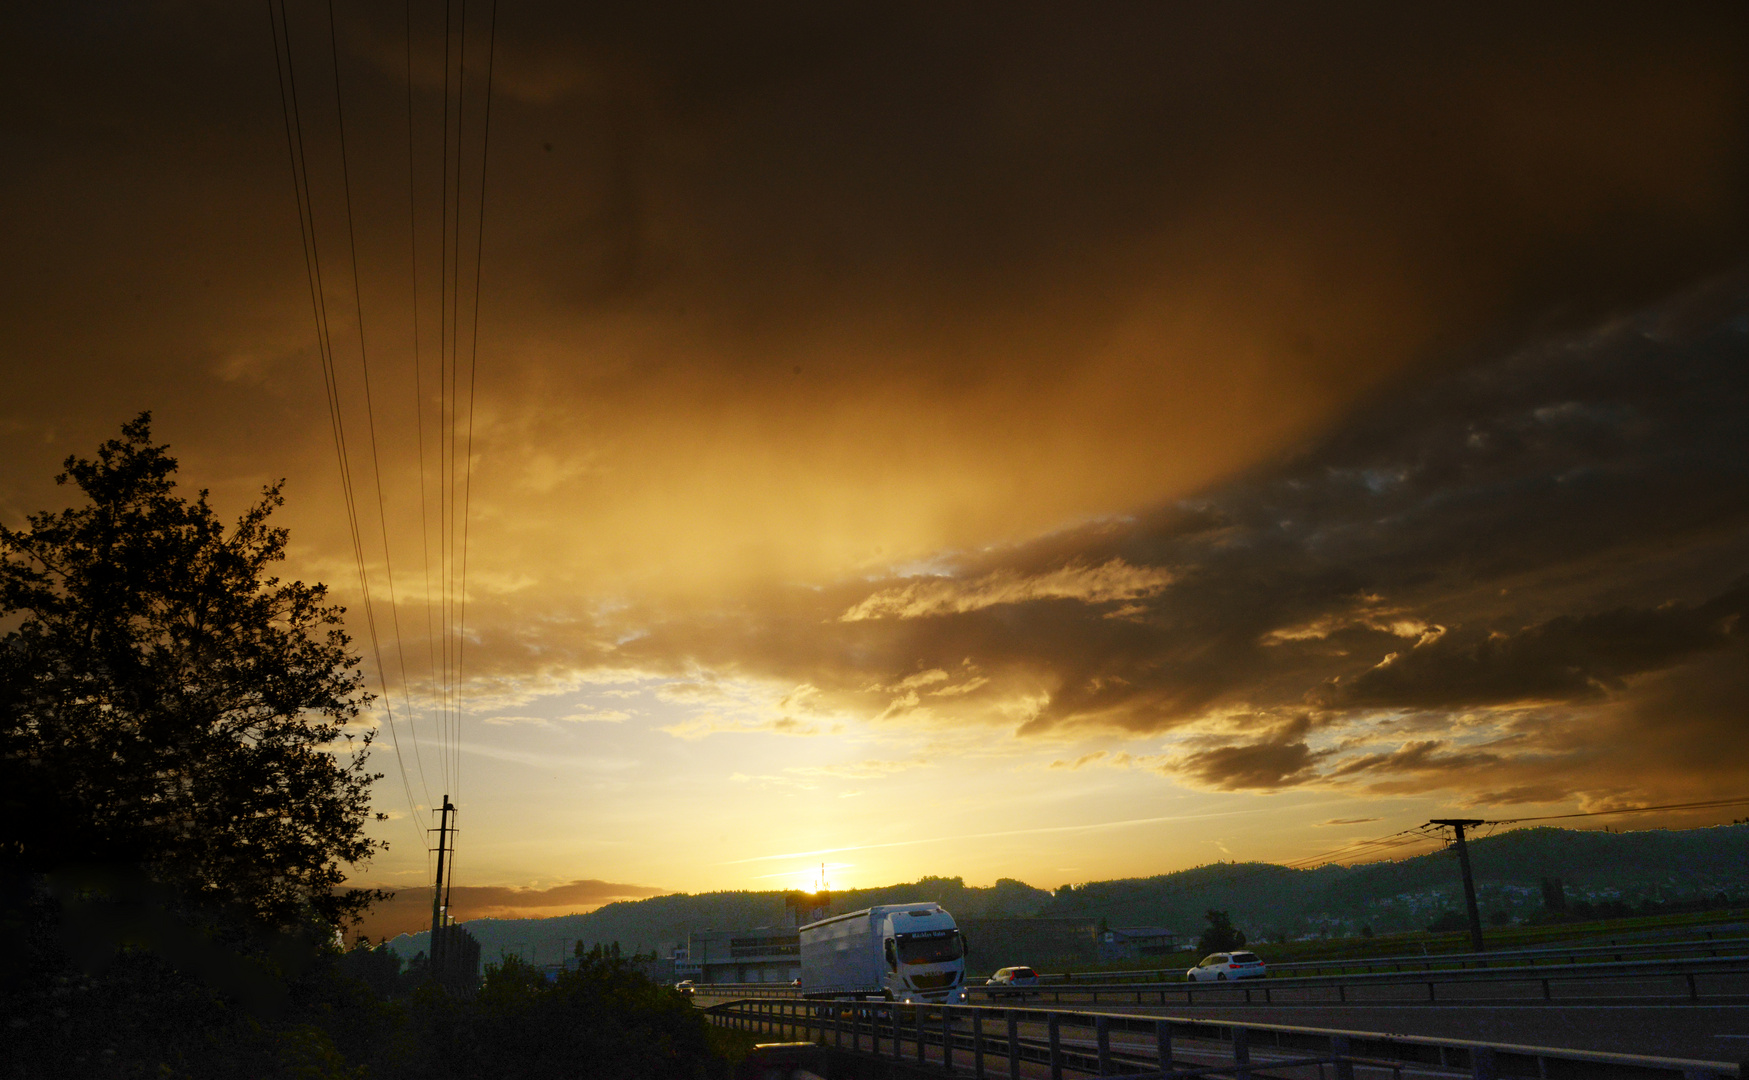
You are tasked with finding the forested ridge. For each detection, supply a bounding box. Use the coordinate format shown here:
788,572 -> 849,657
390,824 -> 1749,963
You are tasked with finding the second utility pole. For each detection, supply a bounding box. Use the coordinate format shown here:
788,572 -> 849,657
1429,818 -> 1486,952
431,795 -> 455,971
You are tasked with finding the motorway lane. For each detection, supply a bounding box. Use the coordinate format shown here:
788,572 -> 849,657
1081,1000 -> 1749,1063
699,993 -> 1749,1065
1019,967 -> 1749,1008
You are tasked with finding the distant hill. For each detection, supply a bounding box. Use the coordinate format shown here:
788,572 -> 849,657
385,824 -> 1748,967
1037,824 -> 1749,939
387,875 -> 1053,967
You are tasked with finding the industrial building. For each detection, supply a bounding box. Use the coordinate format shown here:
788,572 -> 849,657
674,927 -> 801,984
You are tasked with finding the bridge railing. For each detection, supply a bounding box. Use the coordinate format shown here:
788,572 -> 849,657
701,998 -> 1743,1079
983,953 -> 1749,1007
694,952 -> 1749,1007
1037,935 -> 1749,983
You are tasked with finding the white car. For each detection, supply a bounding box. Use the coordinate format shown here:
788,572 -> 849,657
1185,951 -> 1266,981
985,965 -> 1041,997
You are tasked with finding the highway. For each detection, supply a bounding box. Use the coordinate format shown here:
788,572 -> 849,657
697,990 -> 1748,1061
696,941 -> 1749,1069
701,996 -> 1747,1078
1041,1000 -> 1749,1063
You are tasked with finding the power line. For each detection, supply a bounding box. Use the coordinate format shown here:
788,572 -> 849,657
455,0 -> 500,807
268,0 -> 499,891
265,0 -> 424,856
1484,796 -> 1749,827
405,0 -> 445,812
322,0 -> 432,821
434,0 -> 458,798
444,0 -> 472,801
1071,824 -> 1448,915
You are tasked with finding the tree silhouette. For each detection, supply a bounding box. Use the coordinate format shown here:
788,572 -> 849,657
1196,909 -> 1247,953
0,413 -> 383,934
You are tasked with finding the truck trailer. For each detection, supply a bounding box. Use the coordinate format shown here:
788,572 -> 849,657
798,903 -> 969,1004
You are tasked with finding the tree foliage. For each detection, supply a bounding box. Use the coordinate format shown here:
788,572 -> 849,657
370,948 -> 735,1080
1197,908 -> 1246,953
1540,876 -> 1568,912
0,413 -> 382,932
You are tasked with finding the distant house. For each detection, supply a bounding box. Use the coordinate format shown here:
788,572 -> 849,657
1097,927 -> 1183,962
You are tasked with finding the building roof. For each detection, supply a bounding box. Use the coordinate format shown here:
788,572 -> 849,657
1106,926 -> 1178,938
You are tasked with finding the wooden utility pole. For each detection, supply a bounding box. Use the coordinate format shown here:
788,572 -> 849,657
1429,818 -> 1486,952
430,795 -> 454,970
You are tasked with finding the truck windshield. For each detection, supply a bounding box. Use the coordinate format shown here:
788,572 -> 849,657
896,932 -> 964,965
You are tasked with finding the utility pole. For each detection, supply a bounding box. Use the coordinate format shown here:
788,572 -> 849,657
430,795 -> 454,973
1428,818 -> 1486,952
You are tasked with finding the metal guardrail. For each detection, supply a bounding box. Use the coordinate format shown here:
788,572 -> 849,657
1038,936 -> 1749,983
702,998 -> 1743,1079
972,954 -> 1749,1008
694,953 -> 1749,1007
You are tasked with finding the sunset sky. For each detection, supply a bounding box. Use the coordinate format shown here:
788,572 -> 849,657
5,3 -> 1749,928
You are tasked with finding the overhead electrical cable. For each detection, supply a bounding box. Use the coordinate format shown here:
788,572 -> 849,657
1275,827 -> 1444,872
1067,823 -> 1448,915
406,0 -> 446,802
1484,796 -> 1749,826
455,0 -> 500,807
321,0 -> 434,821
445,0 -> 471,801
433,0 -> 457,798
265,0 -> 423,855
268,0 -> 501,891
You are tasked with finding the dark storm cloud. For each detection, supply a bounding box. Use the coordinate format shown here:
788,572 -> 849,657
481,2 -> 1749,317
772,277 -> 1749,728
1171,716 -> 1329,791
9,0 -> 1749,548
595,274 -> 1749,803
1325,583 -> 1749,709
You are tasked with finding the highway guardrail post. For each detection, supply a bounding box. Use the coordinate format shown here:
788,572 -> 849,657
1155,1019 -> 1172,1072
1331,1034 -> 1354,1080
942,1006 -> 954,1074
916,1005 -> 926,1067
1096,1014 -> 1111,1075
1233,1025 -> 1251,1080
972,1010 -> 984,1078
1470,1045 -> 1497,1080
1007,1012 -> 1020,1080
1048,1012 -> 1063,1080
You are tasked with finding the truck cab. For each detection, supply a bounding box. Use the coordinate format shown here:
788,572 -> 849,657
882,906 -> 968,1003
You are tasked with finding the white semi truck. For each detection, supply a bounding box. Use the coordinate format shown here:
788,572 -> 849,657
798,903 -> 969,1004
